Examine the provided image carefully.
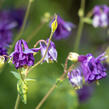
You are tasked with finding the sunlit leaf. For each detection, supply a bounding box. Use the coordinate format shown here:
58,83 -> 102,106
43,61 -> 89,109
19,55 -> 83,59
11,71 -> 20,80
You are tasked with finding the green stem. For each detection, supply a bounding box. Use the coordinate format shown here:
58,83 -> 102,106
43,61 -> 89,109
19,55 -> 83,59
35,73 -> 66,109
14,95 -> 20,109
29,31 -> 54,72
9,0 -> 32,54
74,0 -> 85,52
35,84 -> 56,109
27,22 -> 45,43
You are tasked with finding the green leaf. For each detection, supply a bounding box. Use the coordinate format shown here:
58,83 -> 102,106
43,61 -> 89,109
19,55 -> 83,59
17,80 -> 28,104
11,71 -> 20,80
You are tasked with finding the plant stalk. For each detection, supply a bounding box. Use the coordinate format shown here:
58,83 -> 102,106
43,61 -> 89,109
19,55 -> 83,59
14,95 -> 20,109
74,0 -> 85,52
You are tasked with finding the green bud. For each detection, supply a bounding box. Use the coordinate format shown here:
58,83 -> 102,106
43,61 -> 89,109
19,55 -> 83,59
41,12 -> 51,23
78,9 -> 84,17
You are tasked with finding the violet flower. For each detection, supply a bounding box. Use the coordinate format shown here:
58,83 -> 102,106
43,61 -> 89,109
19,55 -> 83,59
77,85 -> 93,103
0,20 -> 17,47
40,39 -> 57,63
50,15 -> 75,40
0,47 -> 8,59
0,8 -> 25,29
10,39 -> 40,69
67,69 -> 83,89
92,5 -> 109,28
78,53 -> 107,83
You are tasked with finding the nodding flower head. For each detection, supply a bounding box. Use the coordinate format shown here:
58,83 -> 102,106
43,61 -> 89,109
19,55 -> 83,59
92,5 -> 109,28
10,39 -> 40,69
40,39 -> 57,63
67,69 -> 83,89
50,15 -> 75,40
78,53 -> 107,83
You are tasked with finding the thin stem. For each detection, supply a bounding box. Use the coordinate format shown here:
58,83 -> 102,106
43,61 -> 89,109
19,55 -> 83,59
34,40 -> 47,48
14,95 -> 20,109
27,22 -> 45,42
29,31 -> 54,72
35,73 -> 66,109
64,56 -> 69,73
74,0 -> 85,52
35,84 -> 56,109
9,0 -> 32,54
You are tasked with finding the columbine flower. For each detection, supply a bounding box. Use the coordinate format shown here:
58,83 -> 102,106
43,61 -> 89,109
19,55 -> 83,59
0,8 -> 25,29
40,39 -> 57,63
0,20 -> 17,47
10,39 -> 40,69
50,15 -> 75,40
67,69 -> 83,89
78,53 -> 107,83
0,47 -> 8,57
92,5 -> 109,28
77,85 -> 93,103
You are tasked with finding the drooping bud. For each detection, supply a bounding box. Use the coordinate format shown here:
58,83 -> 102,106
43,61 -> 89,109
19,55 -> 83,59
68,52 -> 79,62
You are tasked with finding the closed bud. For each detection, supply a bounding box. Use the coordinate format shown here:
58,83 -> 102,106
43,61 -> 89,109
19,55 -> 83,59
68,52 -> 79,62
41,12 -> 50,23
51,15 -> 58,33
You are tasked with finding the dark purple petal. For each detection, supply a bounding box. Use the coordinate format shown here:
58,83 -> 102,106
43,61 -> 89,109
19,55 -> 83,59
77,85 -> 93,103
10,39 -> 40,69
79,53 -> 107,83
50,15 -> 75,40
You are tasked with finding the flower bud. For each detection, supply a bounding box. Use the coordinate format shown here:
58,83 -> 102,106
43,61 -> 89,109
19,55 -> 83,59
41,12 -> 50,23
51,15 -> 58,33
68,52 -> 79,62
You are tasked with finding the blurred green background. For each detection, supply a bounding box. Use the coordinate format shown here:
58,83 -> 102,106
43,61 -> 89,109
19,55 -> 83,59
0,0 -> 109,109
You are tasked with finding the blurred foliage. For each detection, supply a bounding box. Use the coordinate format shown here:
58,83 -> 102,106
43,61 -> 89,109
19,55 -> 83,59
0,0 -> 109,109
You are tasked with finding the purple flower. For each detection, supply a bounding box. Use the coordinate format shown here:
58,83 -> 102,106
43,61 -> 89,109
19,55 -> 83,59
92,5 -> 109,27
0,20 -> 17,47
50,15 -> 75,40
78,53 -> 107,83
40,39 -> 57,63
77,85 -> 93,103
67,69 -> 83,89
0,8 -> 25,29
0,47 -> 8,56
10,39 -> 40,69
